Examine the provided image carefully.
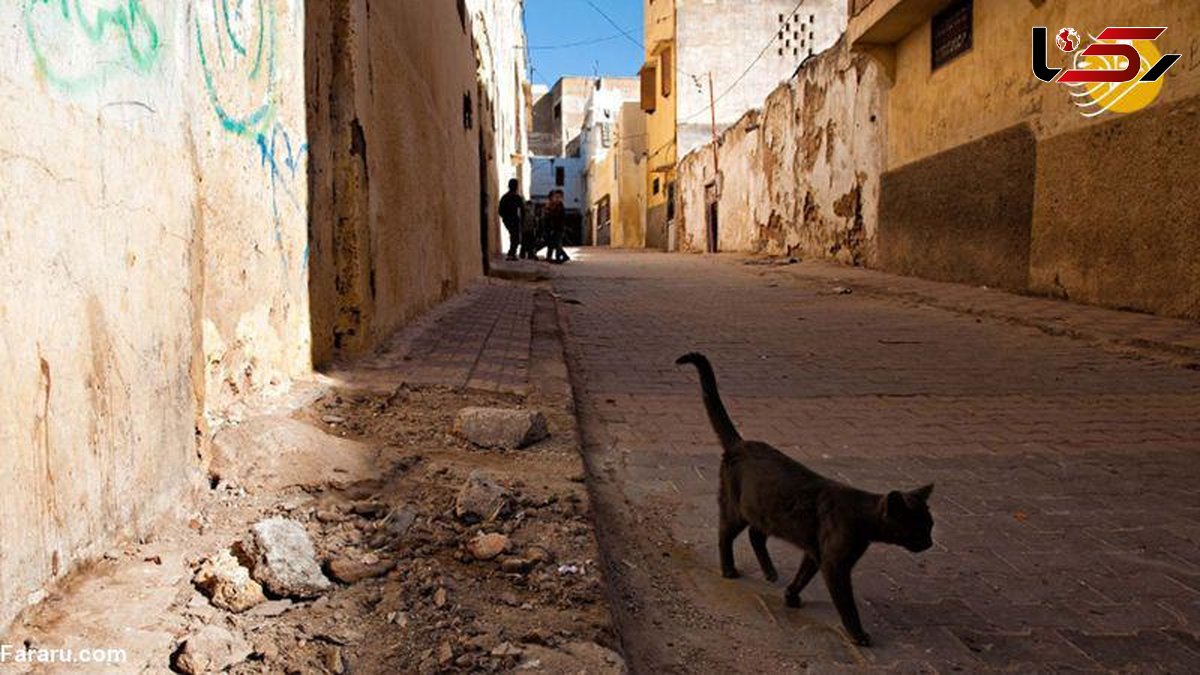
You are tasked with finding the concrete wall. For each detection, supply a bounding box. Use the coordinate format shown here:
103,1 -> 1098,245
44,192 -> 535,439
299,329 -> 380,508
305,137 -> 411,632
675,0 -> 846,157
870,0 -> 1200,318
0,0 -> 311,632
307,0 -> 489,361
677,41 -> 886,261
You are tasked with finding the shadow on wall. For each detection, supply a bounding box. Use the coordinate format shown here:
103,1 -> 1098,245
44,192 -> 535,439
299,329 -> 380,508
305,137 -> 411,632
305,0 -> 489,366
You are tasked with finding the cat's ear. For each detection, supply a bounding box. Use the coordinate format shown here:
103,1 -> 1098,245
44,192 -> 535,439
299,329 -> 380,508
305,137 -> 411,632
885,491 -> 906,517
912,484 -> 934,502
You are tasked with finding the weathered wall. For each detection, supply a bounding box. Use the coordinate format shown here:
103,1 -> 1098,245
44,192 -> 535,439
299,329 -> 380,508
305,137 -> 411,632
308,0 -> 489,361
643,0 -> 677,245
195,0 -> 312,414
873,0 -> 1200,317
677,42 -> 886,262
615,102 -> 649,249
469,0 -> 530,258
0,0 -> 311,632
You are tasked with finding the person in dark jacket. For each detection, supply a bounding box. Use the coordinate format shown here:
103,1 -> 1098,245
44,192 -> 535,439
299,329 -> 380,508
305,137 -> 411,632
498,179 -> 524,261
544,190 -> 570,264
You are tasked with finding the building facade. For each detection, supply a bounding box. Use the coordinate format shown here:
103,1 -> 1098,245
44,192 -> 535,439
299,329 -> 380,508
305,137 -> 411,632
641,0 -> 847,250
582,80 -> 642,246
852,0 -> 1199,318
468,0 -> 533,256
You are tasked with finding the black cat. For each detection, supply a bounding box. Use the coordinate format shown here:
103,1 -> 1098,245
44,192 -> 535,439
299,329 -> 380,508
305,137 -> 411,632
676,352 -> 935,646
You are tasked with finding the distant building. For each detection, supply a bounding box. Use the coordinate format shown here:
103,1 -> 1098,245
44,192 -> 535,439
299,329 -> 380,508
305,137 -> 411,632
530,76 -> 640,157
641,0 -> 847,249
531,156 -> 587,245
580,79 -> 640,245
587,101 -> 649,248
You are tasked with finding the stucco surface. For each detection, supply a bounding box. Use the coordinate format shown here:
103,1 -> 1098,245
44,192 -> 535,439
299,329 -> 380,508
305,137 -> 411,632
0,0 -> 312,632
307,0 -> 490,361
878,124 -> 1037,291
677,42 -> 886,262
886,0 -> 1200,169
1030,94 -> 1200,318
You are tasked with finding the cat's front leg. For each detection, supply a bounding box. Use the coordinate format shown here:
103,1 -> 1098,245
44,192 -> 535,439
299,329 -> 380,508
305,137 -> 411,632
822,564 -> 871,646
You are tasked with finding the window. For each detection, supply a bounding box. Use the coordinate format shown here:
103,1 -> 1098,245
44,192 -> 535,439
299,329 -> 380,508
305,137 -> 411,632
555,167 -> 565,186
553,102 -> 561,120
660,48 -> 672,97
640,65 -> 657,113
463,92 -> 473,129
931,0 -> 972,70
652,177 -> 661,195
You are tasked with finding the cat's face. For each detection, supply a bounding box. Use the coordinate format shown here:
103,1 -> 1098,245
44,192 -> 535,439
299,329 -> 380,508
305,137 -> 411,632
883,484 -> 935,552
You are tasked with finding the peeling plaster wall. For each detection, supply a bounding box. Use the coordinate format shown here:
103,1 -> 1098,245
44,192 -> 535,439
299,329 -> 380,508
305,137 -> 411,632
677,42 -> 886,263
0,0 -> 311,632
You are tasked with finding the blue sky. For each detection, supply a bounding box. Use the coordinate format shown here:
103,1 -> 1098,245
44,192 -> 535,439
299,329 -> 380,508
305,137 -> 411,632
524,0 -> 644,86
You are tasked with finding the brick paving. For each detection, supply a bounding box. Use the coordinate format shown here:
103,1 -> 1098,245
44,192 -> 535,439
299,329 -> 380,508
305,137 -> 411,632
326,280 -> 535,394
550,249 -> 1200,673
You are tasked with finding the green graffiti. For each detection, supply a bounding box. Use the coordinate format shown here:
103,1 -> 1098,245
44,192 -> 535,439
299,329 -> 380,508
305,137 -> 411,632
24,0 -> 161,92
196,0 -> 276,137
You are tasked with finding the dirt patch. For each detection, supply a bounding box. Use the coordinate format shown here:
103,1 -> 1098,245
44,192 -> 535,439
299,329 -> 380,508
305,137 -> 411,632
8,384 -> 618,674
231,386 -> 616,673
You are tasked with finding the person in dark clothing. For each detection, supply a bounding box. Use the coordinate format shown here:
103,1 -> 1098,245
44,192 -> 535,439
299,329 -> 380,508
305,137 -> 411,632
544,189 -> 570,264
519,200 -> 540,259
498,179 -> 524,261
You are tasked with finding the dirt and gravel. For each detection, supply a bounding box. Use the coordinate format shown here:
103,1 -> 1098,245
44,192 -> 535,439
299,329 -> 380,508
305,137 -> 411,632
8,381 -> 621,674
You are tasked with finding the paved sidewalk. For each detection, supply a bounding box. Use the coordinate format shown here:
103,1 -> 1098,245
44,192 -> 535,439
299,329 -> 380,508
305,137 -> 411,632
551,249 -> 1200,673
326,279 -> 536,395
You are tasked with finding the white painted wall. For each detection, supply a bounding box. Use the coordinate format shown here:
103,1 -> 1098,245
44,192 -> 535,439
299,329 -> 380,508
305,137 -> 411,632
675,0 -> 846,157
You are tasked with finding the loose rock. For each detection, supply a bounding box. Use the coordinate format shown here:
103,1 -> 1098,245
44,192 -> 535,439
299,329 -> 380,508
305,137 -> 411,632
244,517 -> 331,598
467,532 -> 511,561
453,407 -> 549,449
327,557 -> 396,584
193,549 -> 266,613
455,472 -> 510,523
171,625 -> 252,675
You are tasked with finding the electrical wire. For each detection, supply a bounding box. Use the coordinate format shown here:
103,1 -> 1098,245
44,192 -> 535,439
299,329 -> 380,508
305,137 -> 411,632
528,34 -> 623,50
679,0 -> 810,123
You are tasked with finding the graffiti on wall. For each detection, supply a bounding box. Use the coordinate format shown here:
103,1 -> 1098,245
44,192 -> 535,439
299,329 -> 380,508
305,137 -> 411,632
195,0 -> 308,265
195,0 -> 277,137
24,0 -> 162,92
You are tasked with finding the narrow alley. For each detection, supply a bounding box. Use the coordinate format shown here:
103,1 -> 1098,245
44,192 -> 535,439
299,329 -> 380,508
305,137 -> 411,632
2,0 -> 1198,673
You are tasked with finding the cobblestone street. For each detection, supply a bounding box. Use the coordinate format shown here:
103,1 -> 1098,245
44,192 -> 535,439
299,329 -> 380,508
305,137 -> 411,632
551,249 -> 1200,673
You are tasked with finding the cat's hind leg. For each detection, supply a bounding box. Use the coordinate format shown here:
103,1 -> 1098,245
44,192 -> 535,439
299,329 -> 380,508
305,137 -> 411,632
718,516 -> 747,579
748,527 -> 778,582
784,554 -> 819,607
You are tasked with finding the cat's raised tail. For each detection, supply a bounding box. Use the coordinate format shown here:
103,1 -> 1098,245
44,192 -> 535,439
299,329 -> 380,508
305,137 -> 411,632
676,352 -> 743,452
